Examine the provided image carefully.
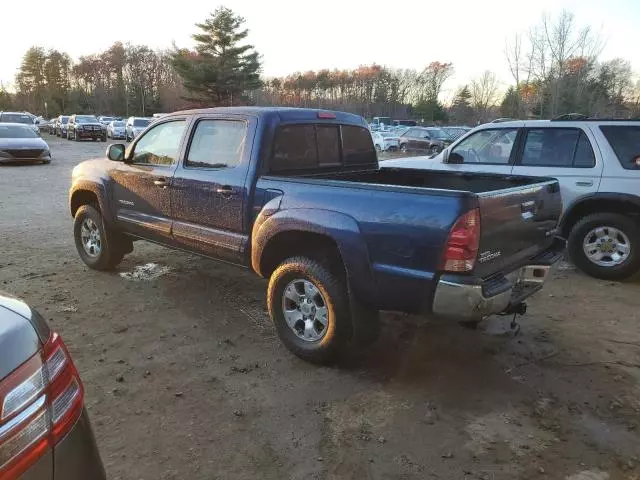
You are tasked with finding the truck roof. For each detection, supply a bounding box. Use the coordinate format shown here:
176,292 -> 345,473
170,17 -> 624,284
166,106 -> 367,126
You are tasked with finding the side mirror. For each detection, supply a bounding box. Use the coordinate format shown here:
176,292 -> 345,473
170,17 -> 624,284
107,143 -> 126,162
447,152 -> 464,164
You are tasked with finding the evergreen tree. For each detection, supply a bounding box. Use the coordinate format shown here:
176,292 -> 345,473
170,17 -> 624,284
16,47 -> 48,113
413,99 -> 448,123
171,7 -> 262,106
500,87 -> 521,118
0,87 -> 13,110
449,86 -> 474,124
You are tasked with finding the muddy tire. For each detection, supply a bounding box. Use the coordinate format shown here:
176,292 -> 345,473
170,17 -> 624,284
73,205 -> 124,271
267,256 -> 353,364
568,213 -> 640,281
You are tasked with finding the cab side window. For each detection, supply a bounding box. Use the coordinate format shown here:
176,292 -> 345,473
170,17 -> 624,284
131,120 -> 187,166
186,120 -> 247,168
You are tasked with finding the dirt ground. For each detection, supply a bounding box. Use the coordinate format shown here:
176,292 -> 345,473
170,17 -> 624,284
1,135 -> 639,480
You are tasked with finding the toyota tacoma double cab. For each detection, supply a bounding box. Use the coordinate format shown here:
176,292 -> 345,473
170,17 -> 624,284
69,107 -> 564,363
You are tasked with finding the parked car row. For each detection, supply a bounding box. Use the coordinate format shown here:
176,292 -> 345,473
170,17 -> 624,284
45,115 -> 153,142
370,123 -> 473,155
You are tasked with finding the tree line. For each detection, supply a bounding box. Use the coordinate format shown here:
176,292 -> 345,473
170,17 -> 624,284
0,7 -> 638,123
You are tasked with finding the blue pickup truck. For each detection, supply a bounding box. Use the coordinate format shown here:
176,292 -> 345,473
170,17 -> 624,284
69,107 -> 564,363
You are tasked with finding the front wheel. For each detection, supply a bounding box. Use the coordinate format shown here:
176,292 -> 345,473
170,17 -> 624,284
267,257 -> 353,364
400,144 -> 408,153
568,213 -> 640,280
430,145 -> 440,155
73,205 -> 125,271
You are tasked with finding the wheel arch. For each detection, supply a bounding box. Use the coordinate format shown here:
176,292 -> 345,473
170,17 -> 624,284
561,193 -> 640,238
69,182 -> 112,223
252,209 -> 377,304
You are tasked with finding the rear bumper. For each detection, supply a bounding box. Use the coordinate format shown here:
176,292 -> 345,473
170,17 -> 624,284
431,239 -> 565,321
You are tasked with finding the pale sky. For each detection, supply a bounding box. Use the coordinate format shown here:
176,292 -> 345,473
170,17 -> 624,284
2,0 -> 639,99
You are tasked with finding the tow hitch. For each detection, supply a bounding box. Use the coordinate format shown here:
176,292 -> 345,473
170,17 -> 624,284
499,302 -> 527,336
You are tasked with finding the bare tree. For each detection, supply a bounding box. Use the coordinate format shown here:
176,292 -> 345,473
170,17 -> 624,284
470,71 -> 500,122
541,10 -> 603,115
417,62 -> 454,101
505,33 -> 523,86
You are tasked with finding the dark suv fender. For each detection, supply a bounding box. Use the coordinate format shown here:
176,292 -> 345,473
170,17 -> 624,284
251,208 -> 377,304
69,181 -> 114,225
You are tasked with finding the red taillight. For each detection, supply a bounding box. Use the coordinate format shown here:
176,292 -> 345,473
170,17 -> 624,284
440,208 -> 481,273
0,332 -> 84,479
317,111 -> 336,119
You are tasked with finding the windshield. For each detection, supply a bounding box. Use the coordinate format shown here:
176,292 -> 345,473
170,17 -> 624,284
112,121 -> 125,127
133,119 -> 150,127
0,124 -> 39,138
426,128 -> 449,140
0,113 -> 33,125
60,116 -> 69,124
101,117 -> 114,122
76,115 -> 98,124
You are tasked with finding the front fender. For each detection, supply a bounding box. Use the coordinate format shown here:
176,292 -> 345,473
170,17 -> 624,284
252,208 -> 377,303
69,180 -> 113,224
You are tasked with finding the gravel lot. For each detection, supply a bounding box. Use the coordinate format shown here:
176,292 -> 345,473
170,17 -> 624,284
1,135 -> 640,480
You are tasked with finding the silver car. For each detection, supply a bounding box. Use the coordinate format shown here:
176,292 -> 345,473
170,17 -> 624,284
107,120 -> 126,140
0,291 -> 106,479
125,116 -> 151,142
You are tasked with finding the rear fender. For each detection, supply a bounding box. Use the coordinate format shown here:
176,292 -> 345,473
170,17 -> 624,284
252,208 -> 377,303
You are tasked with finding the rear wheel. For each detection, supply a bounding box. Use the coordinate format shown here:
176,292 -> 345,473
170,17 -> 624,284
73,205 -> 125,271
568,212 -> 640,280
400,143 -> 408,153
267,257 -> 353,364
430,145 -> 440,155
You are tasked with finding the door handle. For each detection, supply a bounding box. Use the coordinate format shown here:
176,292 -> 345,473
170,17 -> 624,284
576,180 -> 594,187
153,178 -> 168,187
215,185 -> 235,195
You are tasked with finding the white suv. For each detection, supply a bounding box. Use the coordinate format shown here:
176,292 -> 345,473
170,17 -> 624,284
387,119 -> 640,280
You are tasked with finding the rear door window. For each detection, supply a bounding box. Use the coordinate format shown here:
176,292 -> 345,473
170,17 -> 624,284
521,128 -> 595,168
600,126 -> 640,169
342,125 -> 376,165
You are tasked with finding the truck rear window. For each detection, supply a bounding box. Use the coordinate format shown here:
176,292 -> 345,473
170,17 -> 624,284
271,124 -> 358,172
342,125 -> 376,165
600,126 -> 640,169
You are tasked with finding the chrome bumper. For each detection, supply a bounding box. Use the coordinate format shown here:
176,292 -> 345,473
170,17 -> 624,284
432,253 -> 562,321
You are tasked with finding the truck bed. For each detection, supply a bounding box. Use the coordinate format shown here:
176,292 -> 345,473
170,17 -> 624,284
303,166 -> 546,194
266,166 -> 563,279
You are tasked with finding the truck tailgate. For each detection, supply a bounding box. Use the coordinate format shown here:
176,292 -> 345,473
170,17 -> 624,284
474,179 -> 562,278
